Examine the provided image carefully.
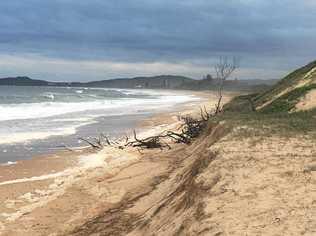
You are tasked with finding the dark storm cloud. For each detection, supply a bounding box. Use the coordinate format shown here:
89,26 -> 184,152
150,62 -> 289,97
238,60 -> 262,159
0,0 -> 315,80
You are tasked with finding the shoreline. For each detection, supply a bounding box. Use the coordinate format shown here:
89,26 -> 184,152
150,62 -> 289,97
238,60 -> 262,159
0,90 -> 232,235
0,88 -> 201,163
0,90 -> 213,182
0,90 -> 218,165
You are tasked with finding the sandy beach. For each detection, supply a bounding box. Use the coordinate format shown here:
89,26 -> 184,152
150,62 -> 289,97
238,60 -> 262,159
1,1 -> 316,235
0,87 -> 315,236
2,88 -> 314,236
0,90 -> 229,235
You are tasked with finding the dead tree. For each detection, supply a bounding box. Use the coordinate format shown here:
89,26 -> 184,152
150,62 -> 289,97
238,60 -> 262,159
125,112 -> 209,149
200,106 -> 211,121
78,107 -> 213,152
165,131 -> 191,144
214,57 -> 239,114
79,133 -> 112,150
125,130 -> 171,150
165,110 -> 211,144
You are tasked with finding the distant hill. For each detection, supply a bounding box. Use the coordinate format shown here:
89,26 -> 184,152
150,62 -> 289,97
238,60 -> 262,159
78,75 -> 193,89
0,75 -> 277,91
252,60 -> 316,113
0,76 -> 50,86
180,77 -> 277,91
0,75 -> 193,89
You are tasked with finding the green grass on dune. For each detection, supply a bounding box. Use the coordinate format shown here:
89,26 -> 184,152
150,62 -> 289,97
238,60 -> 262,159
212,61 -> 316,138
216,92 -> 316,138
259,83 -> 316,113
254,60 -> 316,108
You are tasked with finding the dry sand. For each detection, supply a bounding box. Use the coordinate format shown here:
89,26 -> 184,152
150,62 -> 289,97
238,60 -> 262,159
67,125 -> 316,236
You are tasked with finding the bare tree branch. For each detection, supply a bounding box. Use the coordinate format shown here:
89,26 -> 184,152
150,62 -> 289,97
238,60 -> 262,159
79,137 -> 102,149
214,56 -> 239,114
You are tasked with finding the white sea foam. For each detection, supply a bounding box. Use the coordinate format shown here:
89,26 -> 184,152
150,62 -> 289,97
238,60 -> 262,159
51,117 -> 93,122
0,93 -> 197,121
0,131 -> 67,145
0,148 -> 110,186
0,89 -> 199,146
42,93 -> 55,100
0,101 -> 110,121
0,121 -> 95,145
1,161 -> 17,166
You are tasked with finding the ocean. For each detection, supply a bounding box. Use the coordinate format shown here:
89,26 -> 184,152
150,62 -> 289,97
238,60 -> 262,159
0,86 -> 198,163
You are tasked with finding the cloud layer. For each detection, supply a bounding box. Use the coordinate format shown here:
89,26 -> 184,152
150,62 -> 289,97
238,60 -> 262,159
0,0 -> 315,81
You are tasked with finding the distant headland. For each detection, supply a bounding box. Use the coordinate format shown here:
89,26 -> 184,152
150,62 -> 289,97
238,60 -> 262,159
0,75 -> 277,91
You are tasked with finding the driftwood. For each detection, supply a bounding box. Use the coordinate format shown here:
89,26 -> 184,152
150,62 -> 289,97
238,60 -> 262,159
79,133 -> 112,150
125,130 -> 171,150
174,115 -> 208,142
125,107 -> 212,149
58,144 -> 77,152
200,106 -> 211,121
77,106 -> 213,151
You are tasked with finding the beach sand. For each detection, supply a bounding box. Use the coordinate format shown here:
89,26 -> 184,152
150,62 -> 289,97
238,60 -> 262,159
1,89 -> 315,236
0,90 -> 232,235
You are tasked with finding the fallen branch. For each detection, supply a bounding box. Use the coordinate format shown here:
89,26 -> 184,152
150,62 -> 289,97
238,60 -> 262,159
79,137 -> 102,149
125,130 -> 171,150
79,134 -> 112,150
58,144 -> 77,152
78,106 -> 213,151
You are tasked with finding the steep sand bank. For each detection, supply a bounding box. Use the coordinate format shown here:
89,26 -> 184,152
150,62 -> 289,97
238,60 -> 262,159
67,125 -> 316,236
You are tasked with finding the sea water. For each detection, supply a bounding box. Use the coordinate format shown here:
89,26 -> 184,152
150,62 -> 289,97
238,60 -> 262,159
0,86 -> 198,163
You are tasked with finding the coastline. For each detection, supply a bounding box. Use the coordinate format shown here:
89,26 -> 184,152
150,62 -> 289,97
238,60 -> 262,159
0,87 -> 200,163
0,90 -> 232,235
2,88 -> 313,236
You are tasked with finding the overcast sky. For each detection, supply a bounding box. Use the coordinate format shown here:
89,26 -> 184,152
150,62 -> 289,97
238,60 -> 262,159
0,0 -> 315,81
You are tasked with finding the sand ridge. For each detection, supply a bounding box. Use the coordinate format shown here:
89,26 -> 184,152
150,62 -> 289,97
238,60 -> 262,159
67,124 -> 316,236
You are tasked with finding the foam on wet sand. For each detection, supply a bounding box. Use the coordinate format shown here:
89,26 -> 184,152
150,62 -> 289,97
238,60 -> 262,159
0,147 -> 140,224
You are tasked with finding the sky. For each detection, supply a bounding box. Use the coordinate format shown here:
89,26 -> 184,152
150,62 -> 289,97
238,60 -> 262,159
0,0 -> 315,81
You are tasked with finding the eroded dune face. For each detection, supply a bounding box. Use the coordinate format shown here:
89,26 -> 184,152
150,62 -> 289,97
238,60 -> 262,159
67,123 -> 316,236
